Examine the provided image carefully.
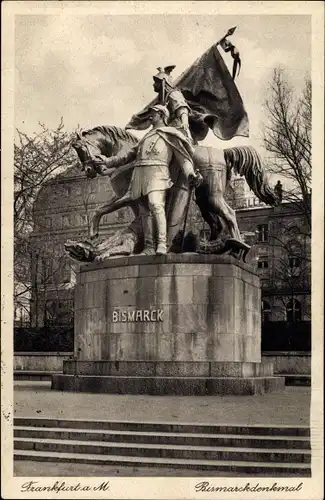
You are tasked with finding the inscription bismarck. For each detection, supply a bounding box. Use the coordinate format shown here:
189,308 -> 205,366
112,309 -> 164,322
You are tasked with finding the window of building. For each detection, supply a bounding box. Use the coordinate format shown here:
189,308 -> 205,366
62,260 -> 71,283
58,299 -> 74,325
261,300 -> 271,322
45,299 -> 74,326
79,214 -> 88,226
261,278 -> 269,289
66,299 -> 74,310
62,215 -> 70,228
257,224 -> 269,242
257,255 -> 269,269
102,214 -> 111,224
286,299 -> 302,322
41,259 -> 54,284
45,300 -> 56,326
58,299 -> 73,310
289,256 -> 301,268
43,217 -> 52,229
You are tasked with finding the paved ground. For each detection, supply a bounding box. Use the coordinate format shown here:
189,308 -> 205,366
14,381 -> 310,426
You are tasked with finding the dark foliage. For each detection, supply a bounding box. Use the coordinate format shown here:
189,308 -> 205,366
14,326 -> 74,352
262,321 -> 311,351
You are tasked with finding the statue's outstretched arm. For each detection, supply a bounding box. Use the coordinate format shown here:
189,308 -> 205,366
93,148 -> 137,173
93,160 -> 116,176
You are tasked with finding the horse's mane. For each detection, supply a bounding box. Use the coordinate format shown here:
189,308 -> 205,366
82,125 -> 139,146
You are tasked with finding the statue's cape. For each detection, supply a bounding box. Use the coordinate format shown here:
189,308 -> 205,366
155,127 -> 194,162
110,127 -> 194,196
126,44 -> 249,142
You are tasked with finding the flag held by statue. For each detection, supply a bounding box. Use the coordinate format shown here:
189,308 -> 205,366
126,43 -> 249,142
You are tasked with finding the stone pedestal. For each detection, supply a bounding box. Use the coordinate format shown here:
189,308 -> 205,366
52,254 -> 284,395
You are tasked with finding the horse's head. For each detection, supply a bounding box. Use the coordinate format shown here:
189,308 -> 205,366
71,126 -> 138,179
71,128 -> 115,178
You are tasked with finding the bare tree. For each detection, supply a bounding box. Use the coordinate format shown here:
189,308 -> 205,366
14,120 -> 76,320
267,217 -> 311,324
263,68 -> 311,235
14,119 -> 76,233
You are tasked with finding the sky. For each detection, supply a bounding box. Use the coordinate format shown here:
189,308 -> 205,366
15,14 -> 311,151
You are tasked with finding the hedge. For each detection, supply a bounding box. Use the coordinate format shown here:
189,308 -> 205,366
261,321 -> 311,351
14,326 -> 74,352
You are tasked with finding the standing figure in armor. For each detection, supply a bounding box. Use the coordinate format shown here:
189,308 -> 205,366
93,105 -> 201,255
153,66 -> 194,144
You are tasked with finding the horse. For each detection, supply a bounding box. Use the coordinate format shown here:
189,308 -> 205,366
72,125 -> 278,252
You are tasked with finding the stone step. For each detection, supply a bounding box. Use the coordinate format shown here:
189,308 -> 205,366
14,369 -> 311,386
13,417 -> 310,437
51,374 -> 285,396
282,374 -> 311,387
14,437 -> 311,463
14,426 -> 311,449
14,371 -> 59,381
63,360 -> 275,378
14,450 -> 312,476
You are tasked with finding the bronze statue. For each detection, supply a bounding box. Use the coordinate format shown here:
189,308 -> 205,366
67,31 -> 279,263
69,123 -> 278,263
74,105 -> 202,256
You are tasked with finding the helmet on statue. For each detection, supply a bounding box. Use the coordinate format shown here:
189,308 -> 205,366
149,105 -> 170,124
153,66 -> 176,88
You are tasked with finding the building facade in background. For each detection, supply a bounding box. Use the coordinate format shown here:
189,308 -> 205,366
28,164 -> 133,328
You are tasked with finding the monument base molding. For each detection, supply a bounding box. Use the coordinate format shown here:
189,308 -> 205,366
52,360 -> 285,395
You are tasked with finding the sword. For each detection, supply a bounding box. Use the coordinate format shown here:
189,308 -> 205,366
180,184 -> 195,253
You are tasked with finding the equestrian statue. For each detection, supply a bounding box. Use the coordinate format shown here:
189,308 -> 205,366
65,33 -> 279,263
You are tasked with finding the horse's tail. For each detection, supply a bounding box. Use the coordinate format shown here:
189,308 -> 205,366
224,146 -> 278,206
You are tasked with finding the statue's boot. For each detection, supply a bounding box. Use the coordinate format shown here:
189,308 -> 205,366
151,203 -> 168,255
156,243 -> 167,255
139,213 -> 156,256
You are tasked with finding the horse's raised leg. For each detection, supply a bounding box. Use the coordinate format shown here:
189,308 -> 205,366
90,193 -> 133,239
208,193 -> 242,242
